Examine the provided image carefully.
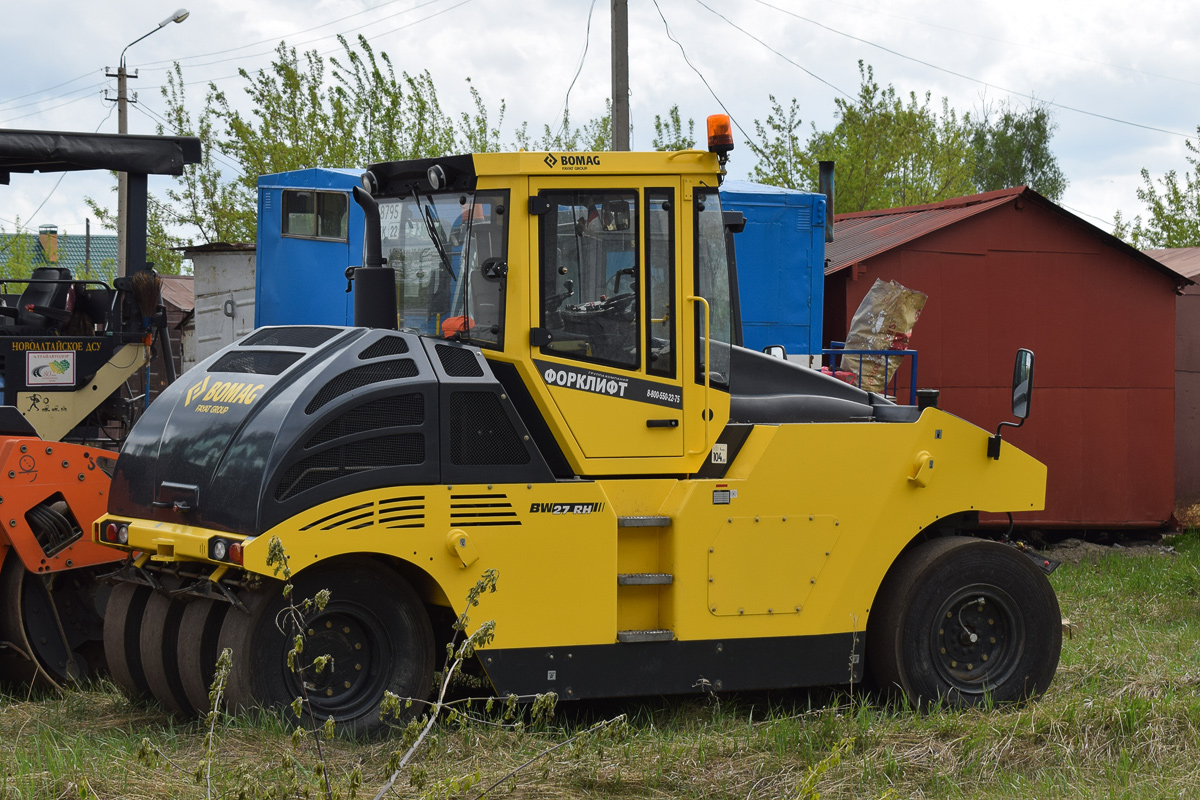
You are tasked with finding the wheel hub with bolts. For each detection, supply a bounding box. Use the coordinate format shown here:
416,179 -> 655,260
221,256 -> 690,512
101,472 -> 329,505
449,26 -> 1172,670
288,605 -> 387,718
930,584 -> 1024,693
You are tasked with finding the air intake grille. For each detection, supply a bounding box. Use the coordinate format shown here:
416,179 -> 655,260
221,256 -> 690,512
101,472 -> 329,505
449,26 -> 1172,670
306,360 -> 419,414
243,327 -> 340,348
275,434 -> 425,501
450,493 -> 520,527
360,336 -> 410,359
297,496 -> 426,531
436,344 -> 484,377
305,394 -> 424,448
449,392 -> 529,465
209,350 -> 303,375
795,206 -> 812,230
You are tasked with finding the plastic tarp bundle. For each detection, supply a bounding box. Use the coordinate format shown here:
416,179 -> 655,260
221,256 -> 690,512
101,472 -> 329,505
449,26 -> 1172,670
839,279 -> 927,393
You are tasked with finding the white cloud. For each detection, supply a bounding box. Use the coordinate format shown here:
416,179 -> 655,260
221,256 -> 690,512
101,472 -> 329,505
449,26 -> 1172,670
2,0 -> 1199,238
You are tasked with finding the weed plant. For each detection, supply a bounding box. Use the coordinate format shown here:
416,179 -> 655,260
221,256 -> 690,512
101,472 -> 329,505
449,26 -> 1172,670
1,531 -> 1198,798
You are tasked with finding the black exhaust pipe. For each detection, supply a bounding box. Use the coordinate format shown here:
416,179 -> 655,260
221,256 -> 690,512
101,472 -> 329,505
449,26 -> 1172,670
350,183 -> 397,329
818,160 -> 835,243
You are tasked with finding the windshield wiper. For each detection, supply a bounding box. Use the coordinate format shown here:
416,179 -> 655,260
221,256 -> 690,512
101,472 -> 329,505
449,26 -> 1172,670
411,187 -> 456,280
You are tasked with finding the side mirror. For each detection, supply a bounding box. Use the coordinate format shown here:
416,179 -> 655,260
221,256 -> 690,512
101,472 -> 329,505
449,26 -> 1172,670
989,348 -> 1035,460
1011,348 -> 1034,419
763,345 -> 787,360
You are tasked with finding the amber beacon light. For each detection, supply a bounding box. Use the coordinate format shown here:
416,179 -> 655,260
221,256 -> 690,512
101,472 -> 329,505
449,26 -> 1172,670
707,114 -> 734,154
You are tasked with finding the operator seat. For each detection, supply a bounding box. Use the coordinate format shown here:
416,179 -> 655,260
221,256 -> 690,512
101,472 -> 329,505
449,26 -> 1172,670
0,267 -> 74,334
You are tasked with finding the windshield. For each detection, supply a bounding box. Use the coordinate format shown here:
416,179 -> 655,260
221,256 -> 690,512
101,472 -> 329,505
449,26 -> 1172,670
378,189 -> 509,349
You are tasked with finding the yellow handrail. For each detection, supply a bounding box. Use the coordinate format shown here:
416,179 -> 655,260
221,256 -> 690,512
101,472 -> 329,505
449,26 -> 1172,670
687,294 -> 711,455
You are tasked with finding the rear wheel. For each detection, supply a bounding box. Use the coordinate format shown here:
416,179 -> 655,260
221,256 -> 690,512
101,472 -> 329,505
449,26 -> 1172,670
103,582 -> 153,699
176,598 -> 230,714
218,559 -> 435,737
0,554 -> 108,688
867,536 -> 1061,708
139,593 -> 193,716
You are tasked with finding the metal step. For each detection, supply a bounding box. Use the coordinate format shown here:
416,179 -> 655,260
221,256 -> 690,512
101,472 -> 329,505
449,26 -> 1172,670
617,515 -> 672,527
617,573 -> 674,586
617,629 -> 675,643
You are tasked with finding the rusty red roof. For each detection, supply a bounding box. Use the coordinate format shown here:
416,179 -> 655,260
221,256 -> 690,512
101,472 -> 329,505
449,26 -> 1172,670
827,187 -> 1023,274
160,274 -> 193,311
827,186 -> 1191,287
1143,247 -> 1200,280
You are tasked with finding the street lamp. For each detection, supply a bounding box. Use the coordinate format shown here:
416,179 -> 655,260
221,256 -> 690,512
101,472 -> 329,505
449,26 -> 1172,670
108,8 -> 190,276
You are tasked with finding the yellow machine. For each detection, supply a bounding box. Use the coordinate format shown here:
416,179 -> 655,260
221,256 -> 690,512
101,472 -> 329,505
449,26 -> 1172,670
96,122 -> 1059,735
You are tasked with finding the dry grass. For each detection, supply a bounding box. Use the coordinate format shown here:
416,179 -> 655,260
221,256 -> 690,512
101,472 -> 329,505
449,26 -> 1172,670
3,530 -> 1199,799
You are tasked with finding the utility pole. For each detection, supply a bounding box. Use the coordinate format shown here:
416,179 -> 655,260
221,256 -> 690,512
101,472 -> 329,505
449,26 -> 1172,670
105,65 -> 135,277
611,0 -> 629,151
107,9 -> 191,278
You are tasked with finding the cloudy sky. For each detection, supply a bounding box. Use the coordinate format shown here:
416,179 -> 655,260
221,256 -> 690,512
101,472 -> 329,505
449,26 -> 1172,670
3,0 -> 1199,243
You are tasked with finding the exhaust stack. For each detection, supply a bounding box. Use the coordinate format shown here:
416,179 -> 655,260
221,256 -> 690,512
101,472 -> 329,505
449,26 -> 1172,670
818,160 -> 835,243
350,182 -> 397,329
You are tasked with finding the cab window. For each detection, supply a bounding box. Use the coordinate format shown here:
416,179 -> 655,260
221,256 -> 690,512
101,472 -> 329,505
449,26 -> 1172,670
539,190 -> 640,369
646,189 -> 675,378
693,188 -> 732,388
378,189 -> 508,349
282,190 -> 349,241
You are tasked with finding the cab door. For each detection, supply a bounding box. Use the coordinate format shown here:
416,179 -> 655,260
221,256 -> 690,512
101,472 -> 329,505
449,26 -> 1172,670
529,178 -> 684,460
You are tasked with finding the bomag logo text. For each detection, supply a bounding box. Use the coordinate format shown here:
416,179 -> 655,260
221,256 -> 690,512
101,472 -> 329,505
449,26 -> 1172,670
184,375 -> 264,408
547,153 -> 600,170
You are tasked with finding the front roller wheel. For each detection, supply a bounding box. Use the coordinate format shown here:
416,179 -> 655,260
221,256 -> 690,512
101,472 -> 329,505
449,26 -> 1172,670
0,556 -> 108,688
217,559 -> 435,738
867,536 -> 1061,708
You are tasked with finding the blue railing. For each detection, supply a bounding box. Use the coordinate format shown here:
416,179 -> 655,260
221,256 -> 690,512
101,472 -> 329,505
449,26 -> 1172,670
822,341 -> 919,405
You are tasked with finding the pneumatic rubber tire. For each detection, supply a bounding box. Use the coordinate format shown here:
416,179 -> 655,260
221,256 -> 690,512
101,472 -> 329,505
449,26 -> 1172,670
866,536 -> 1061,708
176,598 -> 230,714
217,558 -> 435,737
139,592 -> 193,716
103,582 -> 154,700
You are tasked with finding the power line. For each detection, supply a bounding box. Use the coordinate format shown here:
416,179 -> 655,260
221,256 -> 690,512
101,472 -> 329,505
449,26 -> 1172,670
1059,200 -> 1116,227
138,0 -> 464,74
5,0 -> 453,121
807,0 -> 1200,89
553,0 -> 600,142
693,0 -> 851,100
0,91 -> 100,126
752,0 -> 1193,140
0,105 -> 116,264
136,0 -> 418,68
130,102 -> 246,177
0,68 -> 102,108
651,0 -> 766,160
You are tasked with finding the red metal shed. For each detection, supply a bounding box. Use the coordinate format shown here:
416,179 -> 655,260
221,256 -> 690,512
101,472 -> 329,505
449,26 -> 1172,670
1142,247 -> 1200,523
826,187 -> 1189,528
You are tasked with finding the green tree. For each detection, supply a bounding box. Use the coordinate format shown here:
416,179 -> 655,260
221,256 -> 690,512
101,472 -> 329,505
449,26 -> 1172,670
970,100 -> 1066,200
0,219 -> 37,280
652,105 -> 696,151
748,96 -> 806,189
1113,127 -> 1200,248
83,188 -> 189,274
750,64 -> 1067,213
515,100 -> 614,152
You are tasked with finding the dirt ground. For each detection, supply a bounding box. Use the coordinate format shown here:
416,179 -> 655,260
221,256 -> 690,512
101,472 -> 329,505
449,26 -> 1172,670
1047,534 -> 1183,565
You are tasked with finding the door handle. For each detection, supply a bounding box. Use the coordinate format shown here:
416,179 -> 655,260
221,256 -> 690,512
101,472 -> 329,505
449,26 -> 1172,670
646,419 -> 679,428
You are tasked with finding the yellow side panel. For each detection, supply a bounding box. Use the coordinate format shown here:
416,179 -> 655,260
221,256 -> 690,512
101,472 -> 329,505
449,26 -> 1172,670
244,483 -> 618,650
707,515 -> 840,616
541,374 -> 682,457
665,410 -> 1044,641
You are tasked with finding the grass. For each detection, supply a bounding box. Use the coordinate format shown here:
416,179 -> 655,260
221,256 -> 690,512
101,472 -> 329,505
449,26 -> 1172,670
2,531 -> 1199,799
